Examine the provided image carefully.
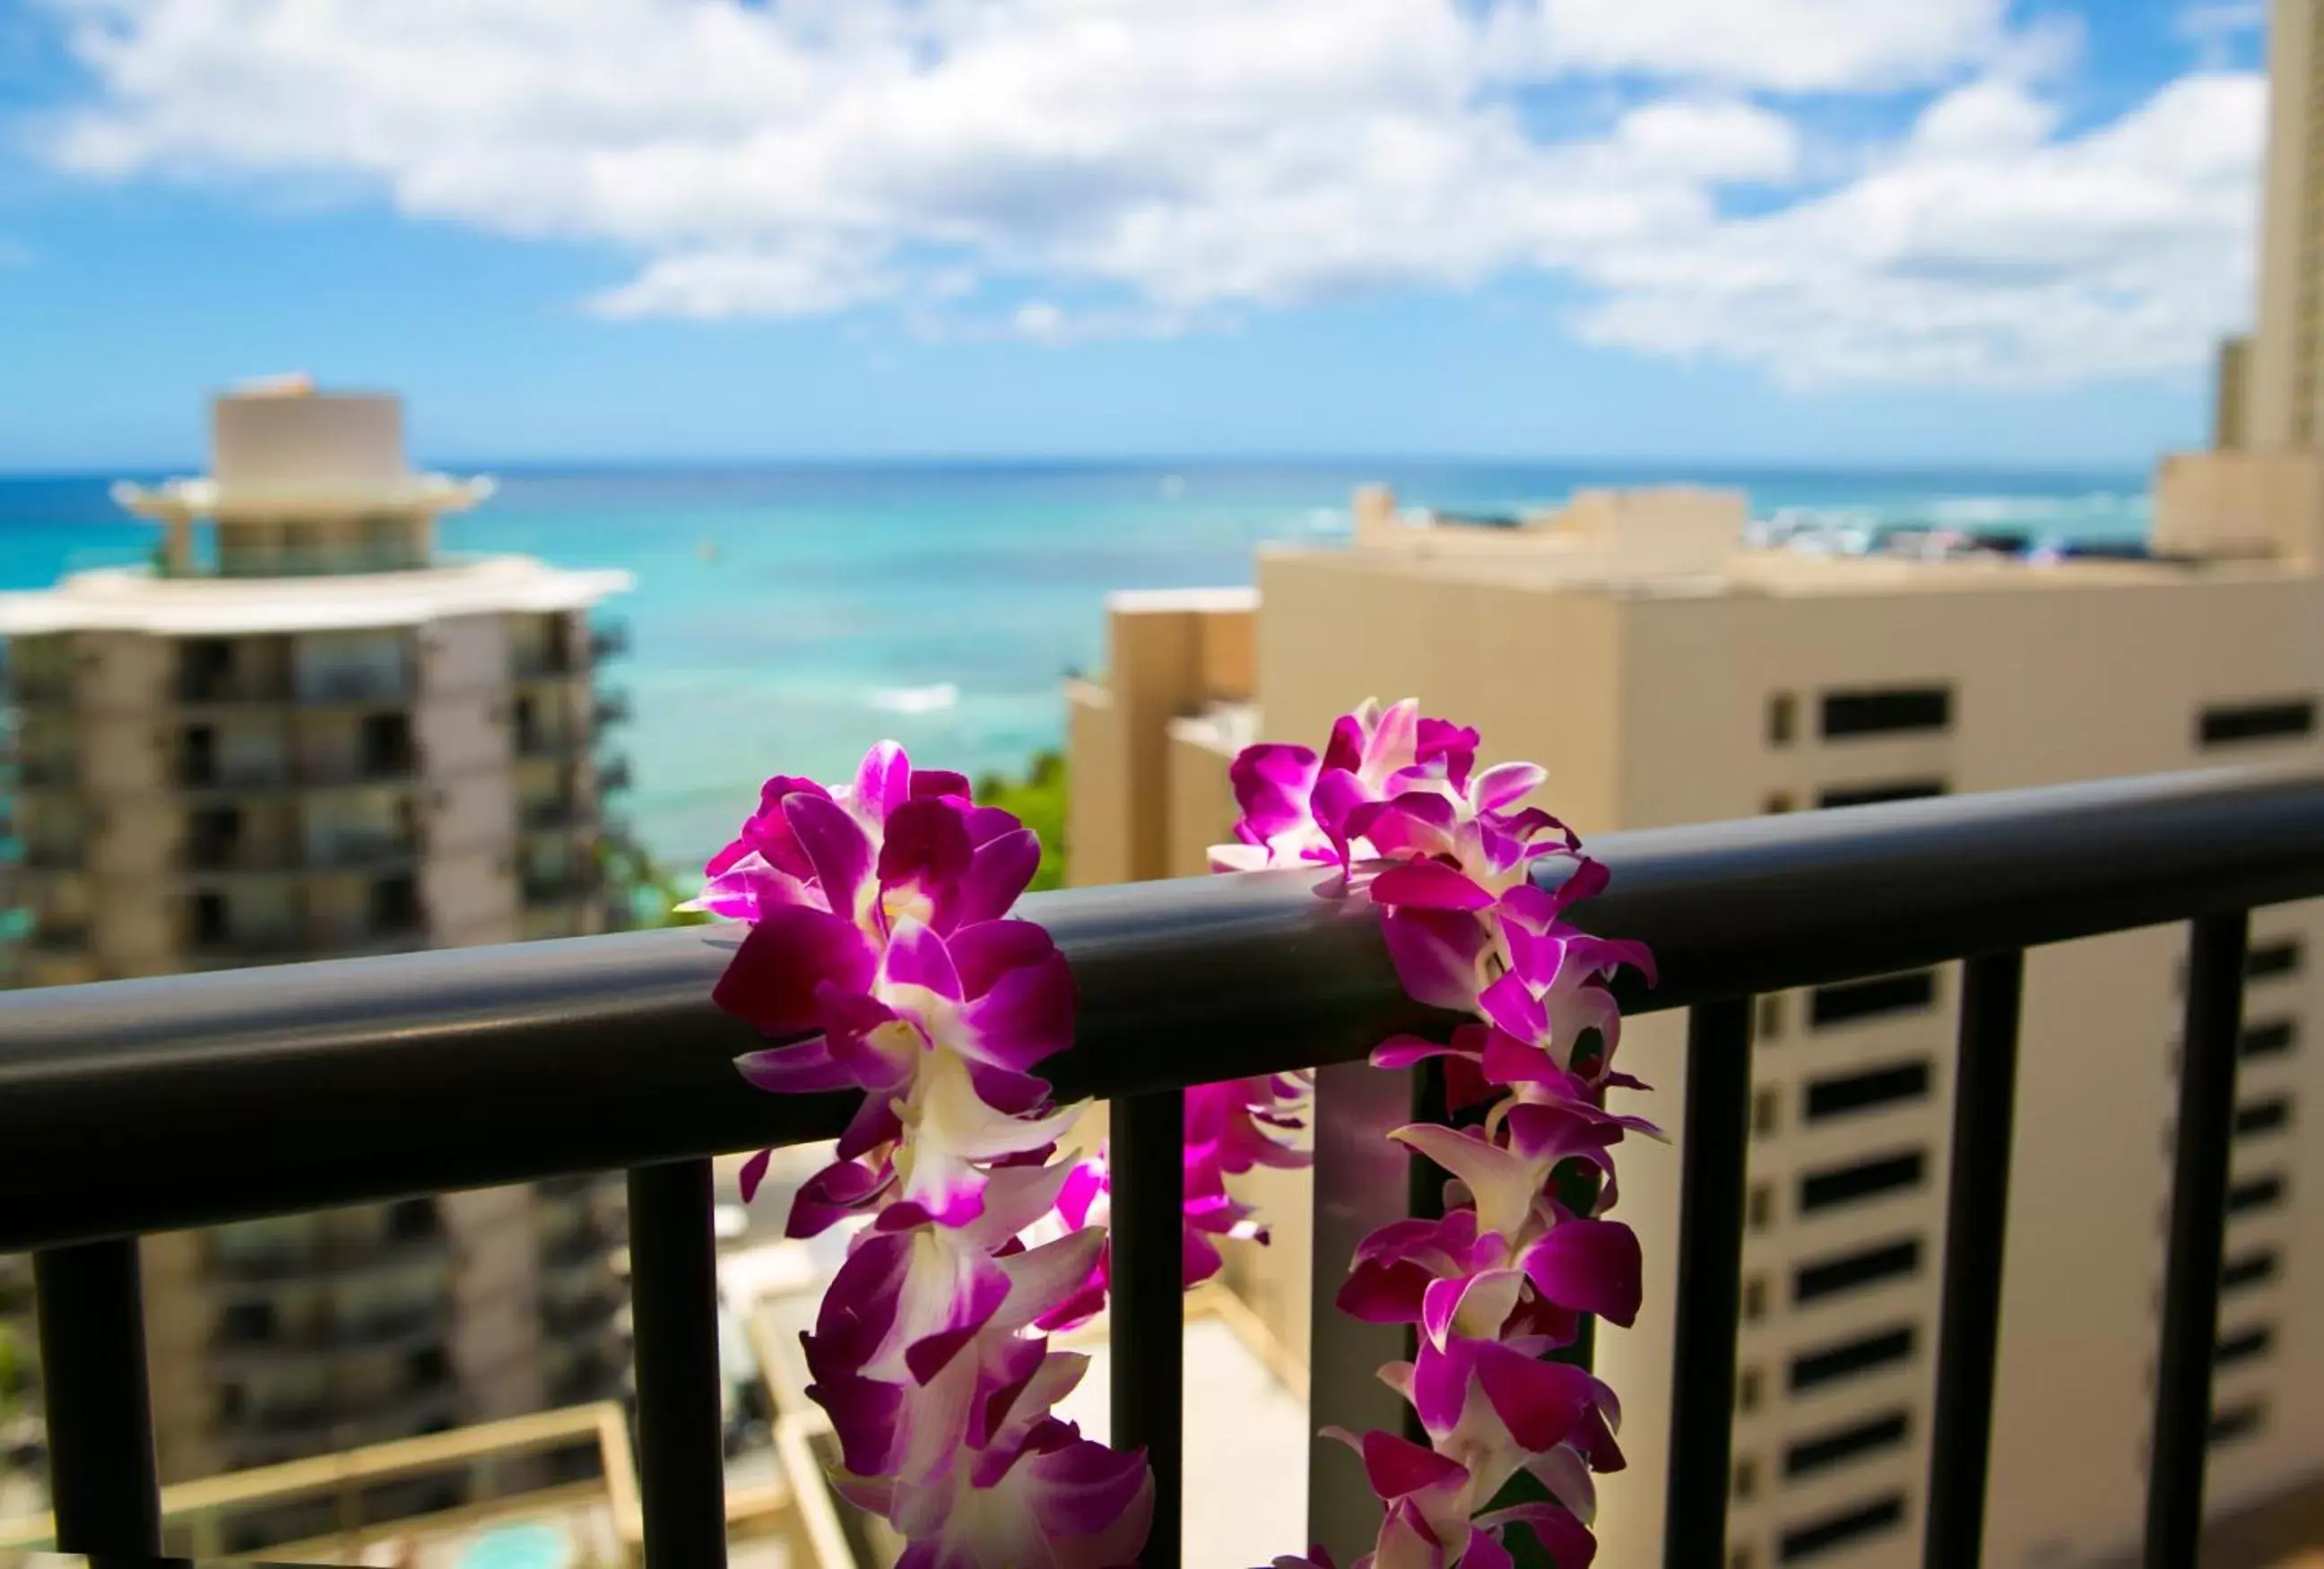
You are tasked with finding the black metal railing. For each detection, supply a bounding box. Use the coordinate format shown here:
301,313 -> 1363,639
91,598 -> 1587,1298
1,766 -> 2321,1567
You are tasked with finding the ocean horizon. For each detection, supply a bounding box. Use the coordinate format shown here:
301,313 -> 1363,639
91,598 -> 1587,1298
0,458 -> 2153,871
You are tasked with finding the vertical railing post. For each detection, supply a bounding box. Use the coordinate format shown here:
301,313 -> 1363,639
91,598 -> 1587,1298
1111,1088 -> 1185,1568
34,1236 -> 162,1558
1305,1057 -> 1428,1564
1662,996 -> 1755,1569
627,1158 -> 728,1569
1925,949 -> 2025,1566
2145,912 -> 2248,1567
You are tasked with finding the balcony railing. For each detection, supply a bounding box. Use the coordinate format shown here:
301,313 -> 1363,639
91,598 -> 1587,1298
590,620 -> 631,663
0,767 -> 2320,1566
594,690 -> 633,730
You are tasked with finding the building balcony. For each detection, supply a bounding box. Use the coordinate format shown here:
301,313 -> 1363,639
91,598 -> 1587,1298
210,1307 -> 447,1369
184,918 -> 428,969
588,620 -> 630,663
2,673 -> 74,707
515,727 -> 582,760
522,870 -> 600,910
176,668 -> 414,707
14,844 -> 82,872
8,758 -> 77,791
206,1223 -> 449,1287
592,690 -> 631,729
225,1377 -> 460,1458
10,770 -> 2324,1568
511,649 -> 577,680
174,757 -> 420,794
22,918 -> 90,954
541,1217 -> 623,1271
597,754 -> 633,794
178,835 -> 419,879
541,1283 -> 627,1340
520,796 -> 591,832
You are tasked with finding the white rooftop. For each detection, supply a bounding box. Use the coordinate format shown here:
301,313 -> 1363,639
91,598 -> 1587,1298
0,556 -> 634,637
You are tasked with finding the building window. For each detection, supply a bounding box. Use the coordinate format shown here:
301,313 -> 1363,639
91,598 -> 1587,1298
1757,995 -> 1785,1039
2221,1249 -> 2279,1294
1798,1150 -> 1927,1214
1810,970 -> 1938,1027
2241,1019 -> 2298,1060
1734,1456 -> 1760,1502
1804,1060 -> 1932,1122
1738,1365 -> 1765,1413
1764,791 -> 1795,815
1748,1183 -> 1776,1231
2233,1097 -> 2293,1138
1790,1325 -> 1916,1392
1743,1275 -> 1769,1322
1780,1495 -> 1906,1564
1820,687 -> 1952,740
2207,1402 -> 2267,1446
1794,1237 -> 1921,1304
2198,698 -> 2315,747
1753,1088 -> 1782,1137
2215,1324 -> 2275,1368
1730,1549 -> 1756,1569
2245,939 -> 2302,981
1817,778 -> 1948,809
2225,1174 -> 2286,1216
1784,1411 -> 1912,1479
1768,693 -> 1798,747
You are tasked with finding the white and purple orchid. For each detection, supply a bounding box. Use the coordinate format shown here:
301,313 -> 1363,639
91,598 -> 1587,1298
1210,699 -> 1653,1569
705,704 -> 1646,1569
706,741 -> 1151,1567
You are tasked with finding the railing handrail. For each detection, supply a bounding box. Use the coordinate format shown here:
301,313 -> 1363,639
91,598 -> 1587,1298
1,764 -> 2322,1259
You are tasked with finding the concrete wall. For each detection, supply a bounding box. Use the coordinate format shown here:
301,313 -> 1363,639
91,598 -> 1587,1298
419,615 -> 510,700
1063,591 -> 1257,887
1253,552 -> 1627,837
440,1186 -> 547,1423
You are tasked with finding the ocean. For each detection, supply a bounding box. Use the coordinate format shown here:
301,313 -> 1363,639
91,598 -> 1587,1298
0,461 -> 2150,871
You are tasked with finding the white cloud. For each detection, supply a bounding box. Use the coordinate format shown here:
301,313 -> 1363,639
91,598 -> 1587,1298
1574,74 -> 2265,384
29,0 -> 2267,385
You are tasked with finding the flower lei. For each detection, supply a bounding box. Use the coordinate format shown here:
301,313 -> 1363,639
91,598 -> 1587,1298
698,699 -> 1649,1569
1218,699 -> 1656,1569
693,744 -> 1151,1567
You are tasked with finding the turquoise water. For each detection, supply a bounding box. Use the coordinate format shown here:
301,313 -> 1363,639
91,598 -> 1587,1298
0,462 -> 2149,869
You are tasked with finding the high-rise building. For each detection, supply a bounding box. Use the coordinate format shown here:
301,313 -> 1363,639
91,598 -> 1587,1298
2235,0 -> 2322,450
1066,477 -> 2324,1567
0,379 -> 637,1511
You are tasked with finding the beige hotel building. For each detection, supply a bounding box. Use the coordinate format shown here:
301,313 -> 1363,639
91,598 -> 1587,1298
0,381 -> 637,1542
1066,7 -> 2324,1561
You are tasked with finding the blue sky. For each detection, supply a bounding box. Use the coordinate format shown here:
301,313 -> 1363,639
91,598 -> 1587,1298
0,0 -> 2270,470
